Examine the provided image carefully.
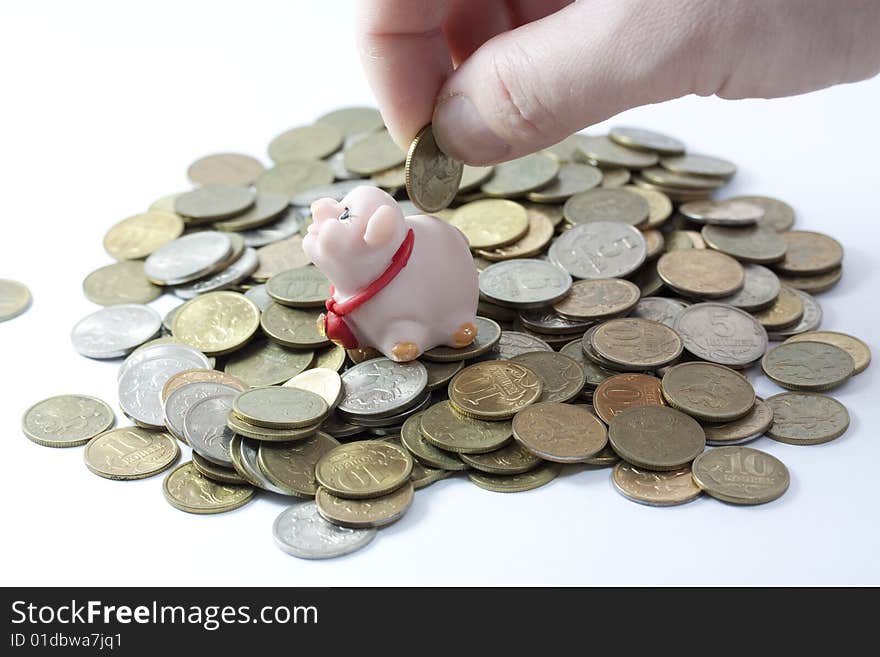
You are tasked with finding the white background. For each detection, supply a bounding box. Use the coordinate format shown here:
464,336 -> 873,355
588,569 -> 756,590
1,1 -> 878,586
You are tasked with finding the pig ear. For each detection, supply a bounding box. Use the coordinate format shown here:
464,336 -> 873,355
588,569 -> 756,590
311,197 -> 343,221
363,205 -> 402,247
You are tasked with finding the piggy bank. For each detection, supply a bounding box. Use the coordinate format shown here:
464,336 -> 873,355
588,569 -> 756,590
303,186 -> 478,362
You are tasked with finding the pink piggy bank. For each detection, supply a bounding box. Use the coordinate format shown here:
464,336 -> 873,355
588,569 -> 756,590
303,186 -> 478,362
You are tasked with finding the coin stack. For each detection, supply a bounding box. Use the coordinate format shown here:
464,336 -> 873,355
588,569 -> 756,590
21,107 -> 873,560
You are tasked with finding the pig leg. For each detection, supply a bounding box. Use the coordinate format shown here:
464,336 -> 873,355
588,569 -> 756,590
450,321 -> 478,348
380,320 -> 427,363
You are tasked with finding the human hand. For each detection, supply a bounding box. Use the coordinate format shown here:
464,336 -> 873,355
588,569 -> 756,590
357,0 -> 880,165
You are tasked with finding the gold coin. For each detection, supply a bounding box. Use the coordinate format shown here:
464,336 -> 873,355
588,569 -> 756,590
611,463 -> 701,506
576,135 -> 658,169
691,446 -> 789,505
103,211 -> 184,260
729,195 -> 795,231
191,452 -> 248,485
283,368 -> 343,408
632,176 -> 714,201
84,427 -> 179,480
609,127 -> 685,155
624,185 -> 672,229
187,152 -> 265,187
468,462 -> 561,493
448,361 -> 543,420
400,410 -> 468,470
751,285 -> 804,330
784,331 -> 871,374
449,199 -> 529,249
775,230 -> 844,275
509,351 -> 586,403
82,261 -> 162,306
223,339 -> 313,386
420,400 -> 513,454
659,153 -> 736,178
475,206 -> 554,261
227,413 -> 319,442
269,123 -> 343,162
313,344 -> 346,372
543,134 -> 587,163
0,279 -> 32,322
315,440 -> 413,499
257,431 -> 340,497
316,482 -> 414,528
459,441 -> 543,475
526,162 -> 603,203
252,235 -> 311,281
552,278 -> 641,320
512,402 -> 606,462
344,129 -> 406,174
172,291 -> 260,356
599,167 -> 631,188
255,159 -> 335,201
639,167 -> 726,190
778,267 -> 842,294
162,462 -> 255,514
657,249 -> 744,298
563,188 -> 650,226
480,153 -> 559,197
405,123 -> 463,213
261,303 -> 329,348
161,368 -> 246,402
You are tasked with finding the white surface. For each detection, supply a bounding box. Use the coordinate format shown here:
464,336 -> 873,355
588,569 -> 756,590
2,1 -> 878,586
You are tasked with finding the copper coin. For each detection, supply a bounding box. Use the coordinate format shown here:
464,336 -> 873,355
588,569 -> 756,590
552,279 -> 641,321
161,368 -> 246,402
657,249 -> 744,298
593,373 -> 664,424
774,231 -> 843,275
751,285 -> 804,330
612,463 -> 702,506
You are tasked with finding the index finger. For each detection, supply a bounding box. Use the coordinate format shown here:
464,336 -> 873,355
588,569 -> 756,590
356,0 -> 453,148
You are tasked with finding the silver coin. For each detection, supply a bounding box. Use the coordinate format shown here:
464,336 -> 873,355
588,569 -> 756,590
144,231 -> 232,285
118,342 -> 210,382
118,356 -> 204,428
629,297 -> 687,328
518,308 -> 593,334
238,209 -> 304,247
715,264 -> 780,312
290,180 -> 365,207
767,289 -> 823,340
273,502 -> 377,559
71,304 -> 162,359
479,259 -> 572,309
674,302 -> 768,367
344,391 -> 432,427
243,284 -> 273,311
496,331 -> 553,359
548,222 -> 646,279
183,393 -> 237,466
234,436 -> 289,494
337,358 -> 428,418
679,199 -> 764,226
173,248 -> 258,299
163,382 -> 241,441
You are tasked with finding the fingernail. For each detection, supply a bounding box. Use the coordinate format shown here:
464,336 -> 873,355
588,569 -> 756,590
433,94 -> 511,164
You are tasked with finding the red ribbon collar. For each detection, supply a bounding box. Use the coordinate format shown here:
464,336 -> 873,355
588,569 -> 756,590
325,228 -> 415,319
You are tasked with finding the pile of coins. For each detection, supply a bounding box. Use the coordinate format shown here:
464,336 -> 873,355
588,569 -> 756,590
20,108 -> 873,560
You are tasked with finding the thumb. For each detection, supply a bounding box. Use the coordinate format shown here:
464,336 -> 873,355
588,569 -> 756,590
431,0 -> 880,165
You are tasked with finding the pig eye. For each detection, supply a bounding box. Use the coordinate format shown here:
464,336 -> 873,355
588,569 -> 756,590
339,207 -> 351,222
